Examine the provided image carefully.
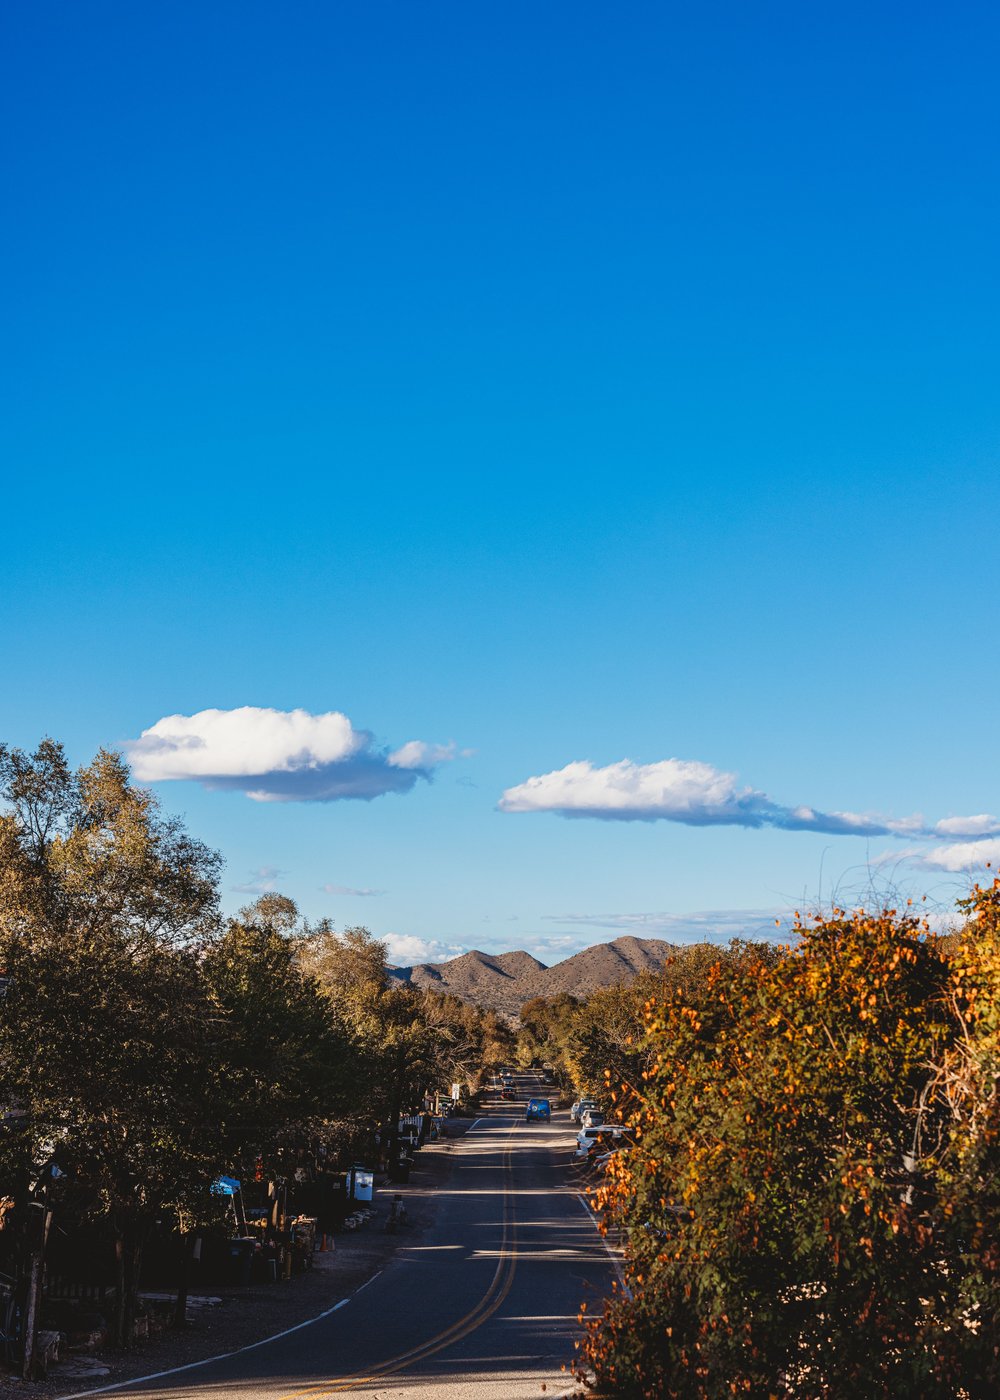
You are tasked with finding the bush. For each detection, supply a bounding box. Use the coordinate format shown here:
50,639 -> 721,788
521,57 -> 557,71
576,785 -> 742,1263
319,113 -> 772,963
580,894 -> 1000,1398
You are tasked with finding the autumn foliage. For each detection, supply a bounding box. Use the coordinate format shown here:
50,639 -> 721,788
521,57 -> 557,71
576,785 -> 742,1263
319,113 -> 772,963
580,894 -> 1000,1398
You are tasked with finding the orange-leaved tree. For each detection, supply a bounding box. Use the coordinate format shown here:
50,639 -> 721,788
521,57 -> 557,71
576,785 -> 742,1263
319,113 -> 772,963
579,897 -> 1000,1398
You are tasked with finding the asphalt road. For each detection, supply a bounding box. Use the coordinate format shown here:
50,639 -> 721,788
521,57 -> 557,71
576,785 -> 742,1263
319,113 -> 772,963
68,1074 -> 614,1400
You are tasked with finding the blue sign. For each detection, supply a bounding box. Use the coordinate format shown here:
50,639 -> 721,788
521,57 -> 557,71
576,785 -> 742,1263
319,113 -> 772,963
211,1175 -> 242,1196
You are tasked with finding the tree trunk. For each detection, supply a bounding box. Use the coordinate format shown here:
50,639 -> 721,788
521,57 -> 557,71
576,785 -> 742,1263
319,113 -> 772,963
113,1219 -> 146,1349
21,1251 -> 42,1379
173,1231 -> 195,1329
384,1046 -> 407,1168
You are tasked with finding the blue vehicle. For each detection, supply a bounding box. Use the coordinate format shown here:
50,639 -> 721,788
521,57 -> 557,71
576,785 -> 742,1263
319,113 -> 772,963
525,1098 -> 551,1122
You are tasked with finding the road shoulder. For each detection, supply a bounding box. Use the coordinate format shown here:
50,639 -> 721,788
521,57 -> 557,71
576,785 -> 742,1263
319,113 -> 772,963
1,1124 -> 473,1400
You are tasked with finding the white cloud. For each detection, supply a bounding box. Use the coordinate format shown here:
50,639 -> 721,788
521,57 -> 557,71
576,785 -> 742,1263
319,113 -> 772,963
933,814 -> 1000,838
126,706 -> 459,803
908,837 -> 1000,872
500,758 -> 749,822
131,707 -> 362,779
499,755 -> 998,844
500,757 -> 903,835
384,932 -> 465,966
924,909 -> 967,933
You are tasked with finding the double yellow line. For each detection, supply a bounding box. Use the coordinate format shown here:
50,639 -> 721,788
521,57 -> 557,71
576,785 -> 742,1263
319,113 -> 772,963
277,1124 -> 519,1397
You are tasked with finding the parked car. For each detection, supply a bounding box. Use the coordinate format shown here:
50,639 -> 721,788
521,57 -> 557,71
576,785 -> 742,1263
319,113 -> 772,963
581,1108 -> 605,1128
593,1146 -> 630,1169
525,1098 -> 551,1122
571,1098 -> 600,1123
575,1125 -> 626,1157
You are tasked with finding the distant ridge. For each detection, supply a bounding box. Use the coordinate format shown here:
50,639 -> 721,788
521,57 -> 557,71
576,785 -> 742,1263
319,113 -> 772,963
389,936 -> 680,1017
530,935 -> 680,1000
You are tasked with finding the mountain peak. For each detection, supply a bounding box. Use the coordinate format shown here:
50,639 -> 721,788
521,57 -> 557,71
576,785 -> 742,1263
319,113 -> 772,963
388,937 -> 679,1016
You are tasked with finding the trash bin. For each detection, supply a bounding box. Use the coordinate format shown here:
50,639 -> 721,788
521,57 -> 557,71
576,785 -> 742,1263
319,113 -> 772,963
227,1237 -> 255,1286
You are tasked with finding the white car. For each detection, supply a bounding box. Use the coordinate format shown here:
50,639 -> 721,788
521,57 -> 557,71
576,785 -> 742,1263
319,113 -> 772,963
571,1098 -> 600,1123
594,1145 -> 631,1169
575,1125 -> 625,1157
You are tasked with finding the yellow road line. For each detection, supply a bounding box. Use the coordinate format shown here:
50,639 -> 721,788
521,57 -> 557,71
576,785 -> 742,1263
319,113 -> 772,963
277,1124 -> 519,1399
322,1238 -> 518,1394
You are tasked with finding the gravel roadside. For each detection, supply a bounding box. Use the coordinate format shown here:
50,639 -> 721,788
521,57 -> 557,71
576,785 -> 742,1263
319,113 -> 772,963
0,1121 -> 474,1400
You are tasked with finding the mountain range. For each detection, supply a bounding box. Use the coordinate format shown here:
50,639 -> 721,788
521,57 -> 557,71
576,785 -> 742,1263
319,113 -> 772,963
389,935 -> 681,1018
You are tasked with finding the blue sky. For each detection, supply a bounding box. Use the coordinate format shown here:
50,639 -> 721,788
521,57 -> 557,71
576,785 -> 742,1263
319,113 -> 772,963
3,3 -> 999,964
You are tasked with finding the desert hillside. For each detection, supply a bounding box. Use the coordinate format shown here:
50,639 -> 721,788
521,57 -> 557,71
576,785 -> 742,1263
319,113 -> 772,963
389,935 -> 680,1016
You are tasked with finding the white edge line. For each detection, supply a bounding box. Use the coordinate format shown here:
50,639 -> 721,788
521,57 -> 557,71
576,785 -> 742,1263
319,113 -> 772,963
576,1191 -> 629,1296
468,1117 -> 484,1131
350,1268 -> 382,1297
53,1269 -> 386,1400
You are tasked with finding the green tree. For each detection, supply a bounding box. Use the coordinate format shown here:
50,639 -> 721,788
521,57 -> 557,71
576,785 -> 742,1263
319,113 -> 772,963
200,895 -> 353,1181
297,926 -> 434,1159
422,991 -> 515,1092
567,980 -> 652,1110
0,741 -> 222,1348
519,992 -> 581,1083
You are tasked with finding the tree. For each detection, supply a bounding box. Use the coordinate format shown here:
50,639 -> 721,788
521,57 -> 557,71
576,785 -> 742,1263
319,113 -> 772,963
297,926 -> 429,1160
580,908 -> 1000,1398
0,741 -> 222,1348
518,992 -> 581,1083
200,896 -> 354,1182
296,923 -> 392,1029
567,981 -> 652,1111
298,927 -> 514,1157
421,991 -> 515,1092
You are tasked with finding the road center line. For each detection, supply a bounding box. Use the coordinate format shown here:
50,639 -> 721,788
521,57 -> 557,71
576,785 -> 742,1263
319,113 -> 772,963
279,1123 -> 519,1398
55,1118 -> 518,1400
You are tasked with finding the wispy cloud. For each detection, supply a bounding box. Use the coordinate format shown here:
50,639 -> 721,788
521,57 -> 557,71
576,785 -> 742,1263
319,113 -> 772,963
126,706 -> 461,803
388,740 -> 461,770
321,882 -> 384,897
544,907 -> 794,944
499,756 -> 997,844
232,865 -> 287,895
